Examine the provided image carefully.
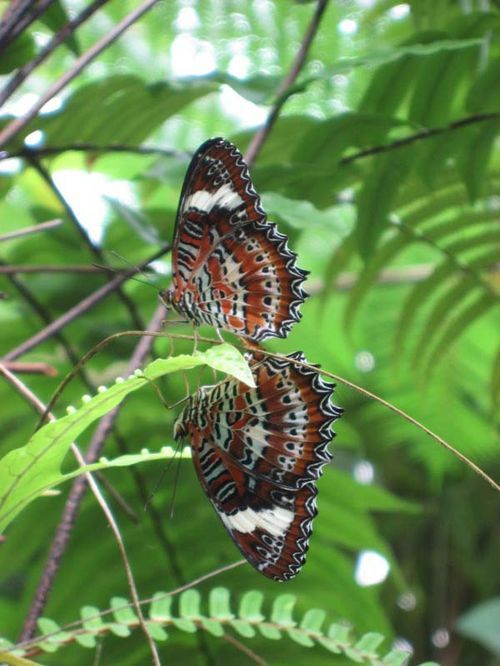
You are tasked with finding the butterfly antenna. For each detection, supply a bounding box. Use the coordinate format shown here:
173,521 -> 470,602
144,439 -> 182,511
110,250 -> 159,290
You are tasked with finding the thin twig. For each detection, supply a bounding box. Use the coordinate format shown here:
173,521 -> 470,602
262,349 -> 500,494
0,0 -> 161,149
27,157 -> 144,330
0,144 -> 187,161
17,304 -> 166,642
0,0 -> 111,108
222,632 -> 269,666
340,112 -> 500,166
2,267 -> 93,387
162,332 -> 500,493
0,264 -> 134,274
2,246 -> 168,361
0,219 -> 63,242
0,0 -> 52,51
37,326 -> 500,493
244,0 -> 330,167
0,361 -> 57,376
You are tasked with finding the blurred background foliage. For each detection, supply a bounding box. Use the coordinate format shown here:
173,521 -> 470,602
0,0 -> 499,664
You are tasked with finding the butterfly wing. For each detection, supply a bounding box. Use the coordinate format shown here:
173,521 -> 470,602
169,138 -> 307,341
175,353 -> 342,580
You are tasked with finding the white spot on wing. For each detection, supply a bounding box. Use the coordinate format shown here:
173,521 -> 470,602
184,184 -> 243,214
221,506 -> 294,538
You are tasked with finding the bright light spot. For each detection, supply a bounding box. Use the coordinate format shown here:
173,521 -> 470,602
3,92 -> 38,116
52,171 -> 135,244
175,6 -> 200,31
432,628 -> 450,648
355,350 -> 375,372
33,31 -> 50,47
0,158 -> 21,175
228,54 -> 251,78
24,130 -> 44,147
41,96 -> 63,114
357,0 -> 376,7
389,4 -> 410,20
353,460 -> 374,485
392,637 -> 413,658
397,592 -> 417,611
150,259 -> 170,277
219,85 -> 267,128
170,34 -> 216,77
355,550 -> 390,586
332,74 -> 348,88
338,19 -> 358,35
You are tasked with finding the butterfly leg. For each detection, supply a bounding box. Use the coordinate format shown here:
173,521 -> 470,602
215,326 -> 224,343
192,325 -> 199,353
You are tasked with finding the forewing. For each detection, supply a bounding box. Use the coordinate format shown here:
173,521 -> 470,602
170,138 -> 307,340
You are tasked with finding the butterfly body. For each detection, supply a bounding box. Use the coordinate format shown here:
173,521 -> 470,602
174,353 -> 342,581
164,138 -> 308,341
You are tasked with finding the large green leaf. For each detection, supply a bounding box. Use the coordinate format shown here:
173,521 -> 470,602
5,76 -> 217,150
0,344 -> 253,533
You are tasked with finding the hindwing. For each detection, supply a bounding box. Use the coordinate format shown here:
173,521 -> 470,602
174,353 -> 342,581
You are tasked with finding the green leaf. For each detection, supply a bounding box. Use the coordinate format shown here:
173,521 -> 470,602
238,590 -> 265,621
146,623 -> 168,641
424,292 -> 498,375
0,33 -> 36,75
0,344 -> 252,532
37,618 -> 70,644
8,76 -> 217,151
458,119 -> 500,201
111,597 -> 137,624
41,0 -> 79,55
80,606 -> 104,631
354,631 -> 385,655
171,618 -> 197,633
271,594 -> 296,627
466,58 -> 500,112
149,593 -> 172,621
179,589 -> 201,619
300,609 -> 326,633
355,153 -> 412,260
199,619 -> 224,637
209,587 -> 234,620
229,619 -> 256,638
382,650 -> 412,666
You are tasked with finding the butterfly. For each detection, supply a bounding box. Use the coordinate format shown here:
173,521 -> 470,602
162,138 -> 308,341
174,352 -> 342,581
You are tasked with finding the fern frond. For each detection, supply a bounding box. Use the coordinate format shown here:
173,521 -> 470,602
2,587 -> 440,666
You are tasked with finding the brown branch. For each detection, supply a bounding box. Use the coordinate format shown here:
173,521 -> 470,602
0,361 -> 57,376
0,143 -> 187,162
19,303 -> 166,642
244,0 -> 330,167
1,266 -> 93,387
340,112 -> 500,166
0,0 -> 111,108
2,245 -> 168,361
0,0 -> 53,51
0,219 -> 63,242
0,0 -> 161,150
27,157 -> 144,330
